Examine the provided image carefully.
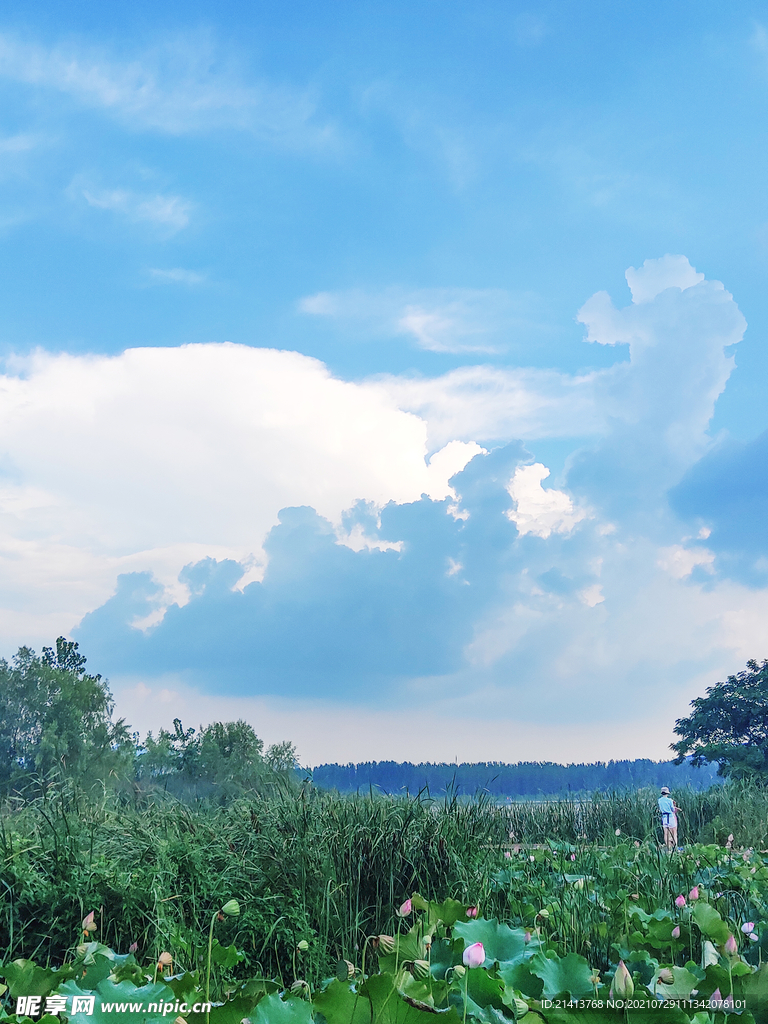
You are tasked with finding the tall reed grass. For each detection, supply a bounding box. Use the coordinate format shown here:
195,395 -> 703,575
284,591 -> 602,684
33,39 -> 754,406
0,781 -> 765,985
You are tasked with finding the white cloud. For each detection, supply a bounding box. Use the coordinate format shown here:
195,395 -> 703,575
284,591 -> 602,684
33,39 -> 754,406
0,343 -> 479,649
80,186 -> 192,232
148,268 -> 207,286
300,286 -> 542,354
0,32 -> 335,146
506,463 -> 587,538
625,254 -> 705,304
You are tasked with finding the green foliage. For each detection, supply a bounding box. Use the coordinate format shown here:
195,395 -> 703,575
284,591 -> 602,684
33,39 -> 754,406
672,658 -> 768,780
0,638 -> 133,794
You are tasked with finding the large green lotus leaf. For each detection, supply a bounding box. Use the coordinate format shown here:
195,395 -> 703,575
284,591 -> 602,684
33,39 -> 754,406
453,921 -> 532,967
412,894 -> 471,928
739,962 -> 768,1019
645,920 -> 680,949
210,941 -> 245,969
247,993 -> 313,1024
313,979 -> 371,1024
80,955 -> 116,991
652,967 -> 698,1000
692,903 -> 731,945
429,939 -> 465,981
527,953 -> 594,1000
192,997 -> 262,1024
362,973 -> 460,1024
399,974 -> 449,1008
465,970 -> 506,1011
495,963 -> 543,1001
57,978 -> 176,1024
2,962 -> 63,998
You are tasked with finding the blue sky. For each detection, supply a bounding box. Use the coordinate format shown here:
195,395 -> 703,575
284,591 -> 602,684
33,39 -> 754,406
1,1 -> 768,764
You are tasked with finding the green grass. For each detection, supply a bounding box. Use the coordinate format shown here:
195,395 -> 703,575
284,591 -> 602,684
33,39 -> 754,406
2,780 -> 767,988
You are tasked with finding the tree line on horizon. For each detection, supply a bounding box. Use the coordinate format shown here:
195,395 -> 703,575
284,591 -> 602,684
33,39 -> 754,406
0,637 -> 766,800
310,757 -> 720,797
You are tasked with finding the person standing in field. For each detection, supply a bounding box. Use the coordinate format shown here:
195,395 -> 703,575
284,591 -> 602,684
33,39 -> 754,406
658,786 -> 679,850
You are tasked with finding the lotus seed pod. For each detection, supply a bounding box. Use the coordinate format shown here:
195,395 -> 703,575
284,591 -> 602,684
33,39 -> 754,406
175,1017 -> 187,1024
377,934 -> 396,955
336,959 -> 355,981
221,899 -> 240,917
573,879 -> 585,891
82,911 -> 97,933
76,944 -> 89,958
610,961 -> 634,1000
157,951 -> 173,971
453,965 -> 466,979
657,969 -> 674,984
411,960 -> 431,981
297,939 -> 309,953
512,998 -> 529,1019
290,980 -> 311,998
537,908 -> 550,919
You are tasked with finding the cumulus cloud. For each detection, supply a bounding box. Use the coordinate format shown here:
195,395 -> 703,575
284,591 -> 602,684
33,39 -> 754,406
0,31 -> 335,146
2,256 -> 766,758
299,286 -> 543,353
0,343 -> 480,648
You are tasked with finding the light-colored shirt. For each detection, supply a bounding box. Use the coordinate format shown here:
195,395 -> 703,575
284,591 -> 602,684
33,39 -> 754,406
658,795 -> 677,828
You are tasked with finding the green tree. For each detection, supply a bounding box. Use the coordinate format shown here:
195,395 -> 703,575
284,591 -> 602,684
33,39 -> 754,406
671,658 -> 768,779
0,637 -> 133,793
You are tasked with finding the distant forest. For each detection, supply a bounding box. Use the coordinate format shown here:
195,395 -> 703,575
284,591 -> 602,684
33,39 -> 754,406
311,758 -> 720,796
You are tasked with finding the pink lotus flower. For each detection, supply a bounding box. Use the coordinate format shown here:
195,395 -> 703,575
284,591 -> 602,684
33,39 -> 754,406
462,942 -> 485,968
675,895 -> 686,908
82,911 -> 97,934
466,906 -> 478,918
742,922 -> 755,934
397,899 -> 412,917
688,887 -> 699,901
750,934 -> 759,942
128,941 -> 138,954
570,853 -> 576,862
524,931 -> 532,943
724,934 -> 738,955
671,926 -> 680,939
504,851 -> 511,858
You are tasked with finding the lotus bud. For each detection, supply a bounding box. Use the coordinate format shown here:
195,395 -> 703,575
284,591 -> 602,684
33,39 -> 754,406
570,853 -> 576,861
512,997 -> 529,1018
453,965 -> 466,979
657,969 -> 674,984
504,851 -> 511,859
726,834 -> 734,848
221,899 -> 240,917
157,951 -> 173,972
688,886 -> 699,901
290,980 -> 310,999
82,911 -> 97,934
629,893 -> 638,900
742,922 -> 755,934
462,942 -> 485,968
335,959 -> 355,981
377,934 -> 396,955
724,934 -> 738,955
524,931 -> 532,943
750,933 -> 759,942
671,926 -> 680,939
129,942 -> 138,954
411,960 -> 431,981
573,879 -> 585,891
397,899 -> 412,917
466,906 -> 478,918
297,939 -> 309,953
674,895 -> 686,908
615,829 -> 621,836
609,961 -> 634,1000
709,989 -> 722,1007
